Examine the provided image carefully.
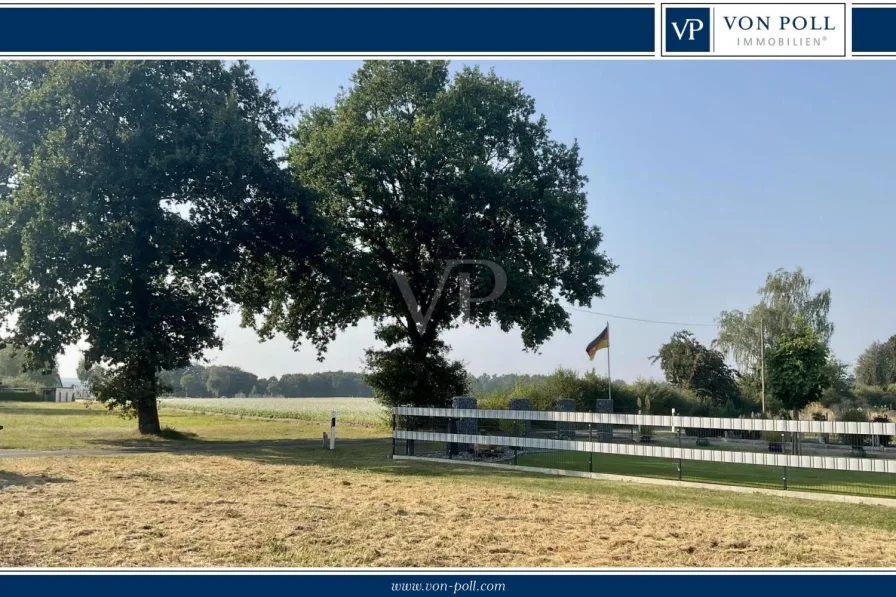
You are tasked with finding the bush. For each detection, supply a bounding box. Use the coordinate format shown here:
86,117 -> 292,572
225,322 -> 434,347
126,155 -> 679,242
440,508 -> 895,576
838,407 -> 869,448
469,368 -> 761,418
853,385 -> 896,409
0,389 -> 41,402
872,414 -> 892,447
761,430 -> 784,444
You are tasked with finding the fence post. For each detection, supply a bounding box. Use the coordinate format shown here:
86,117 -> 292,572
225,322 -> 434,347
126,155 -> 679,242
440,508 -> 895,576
447,417 -> 453,459
677,426 -> 683,481
782,432 -> 787,490
391,413 -> 396,457
330,410 -> 336,450
589,423 -> 593,473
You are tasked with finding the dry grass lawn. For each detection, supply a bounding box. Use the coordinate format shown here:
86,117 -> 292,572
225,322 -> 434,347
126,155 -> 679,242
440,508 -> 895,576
3,444 -> 896,567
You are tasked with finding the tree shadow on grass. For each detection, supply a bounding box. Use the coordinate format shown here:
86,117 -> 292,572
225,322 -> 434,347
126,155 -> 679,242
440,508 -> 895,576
0,471 -> 71,489
226,443 -> 533,483
82,437 -> 389,452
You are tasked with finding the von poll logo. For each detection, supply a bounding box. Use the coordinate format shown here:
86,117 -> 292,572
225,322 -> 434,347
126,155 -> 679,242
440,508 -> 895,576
663,4 -> 846,57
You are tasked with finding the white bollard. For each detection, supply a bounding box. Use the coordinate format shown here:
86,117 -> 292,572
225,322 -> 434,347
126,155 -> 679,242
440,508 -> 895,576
330,410 -> 336,450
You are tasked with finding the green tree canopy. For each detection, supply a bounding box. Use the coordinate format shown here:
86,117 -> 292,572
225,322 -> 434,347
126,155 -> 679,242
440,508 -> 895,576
76,356 -> 106,393
205,367 -> 231,397
0,61 -> 305,433
179,374 -> 196,397
236,60 -> 616,408
715,267 -> 832,373
854,336 -> 896,387
766,319 -> 830,413
650,330 -> 742,408
0,345 -> 60,389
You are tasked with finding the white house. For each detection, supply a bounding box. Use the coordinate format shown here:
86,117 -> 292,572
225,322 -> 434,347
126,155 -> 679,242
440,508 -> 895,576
48,387 -> 77,403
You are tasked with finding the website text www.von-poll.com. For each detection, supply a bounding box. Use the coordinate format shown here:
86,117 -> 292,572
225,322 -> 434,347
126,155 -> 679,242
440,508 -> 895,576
392,581 -> 507,593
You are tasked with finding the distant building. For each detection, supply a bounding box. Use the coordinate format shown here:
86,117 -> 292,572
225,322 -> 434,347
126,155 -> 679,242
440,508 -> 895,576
41,386 -> 77,402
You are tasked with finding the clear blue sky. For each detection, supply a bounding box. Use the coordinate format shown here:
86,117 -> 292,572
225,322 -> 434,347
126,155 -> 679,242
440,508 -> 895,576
57,61 -> 896,382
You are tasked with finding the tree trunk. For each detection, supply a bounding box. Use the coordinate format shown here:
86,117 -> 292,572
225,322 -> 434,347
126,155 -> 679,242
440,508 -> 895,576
137,398 -> 162,435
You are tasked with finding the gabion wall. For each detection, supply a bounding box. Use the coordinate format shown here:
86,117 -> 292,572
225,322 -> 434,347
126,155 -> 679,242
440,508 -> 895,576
452,396 -> 478,451
594,398 -> 614,442
555,398 -> 576,440
509,398 -> 532,438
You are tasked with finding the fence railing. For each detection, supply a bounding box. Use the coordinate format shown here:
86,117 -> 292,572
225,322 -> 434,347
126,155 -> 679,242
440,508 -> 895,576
391,407 -> 896,499
393,407 -> 896,436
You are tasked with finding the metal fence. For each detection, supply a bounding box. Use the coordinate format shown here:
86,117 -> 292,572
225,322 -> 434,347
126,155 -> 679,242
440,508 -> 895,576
391,407 -> 896,499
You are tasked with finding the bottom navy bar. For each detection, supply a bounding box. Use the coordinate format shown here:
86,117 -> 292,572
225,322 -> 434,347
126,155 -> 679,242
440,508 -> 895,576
1,575 -> 895,596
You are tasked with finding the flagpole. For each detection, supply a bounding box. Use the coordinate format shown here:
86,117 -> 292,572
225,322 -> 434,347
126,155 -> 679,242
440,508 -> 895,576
606,321 -> 612,404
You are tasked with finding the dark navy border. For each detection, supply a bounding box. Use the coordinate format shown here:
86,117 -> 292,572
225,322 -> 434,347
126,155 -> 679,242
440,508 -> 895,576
853,4 -> 896,55
0,4 -> 655,55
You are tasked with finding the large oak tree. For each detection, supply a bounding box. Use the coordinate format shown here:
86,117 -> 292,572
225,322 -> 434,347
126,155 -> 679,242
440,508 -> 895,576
237,61 -> 616,408
0,61 -> 310,433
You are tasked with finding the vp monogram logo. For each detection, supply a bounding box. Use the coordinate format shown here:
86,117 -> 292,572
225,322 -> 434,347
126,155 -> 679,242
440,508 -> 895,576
671,18 -> 704,41
392,259 -> 507,335
665,7 -> 710,53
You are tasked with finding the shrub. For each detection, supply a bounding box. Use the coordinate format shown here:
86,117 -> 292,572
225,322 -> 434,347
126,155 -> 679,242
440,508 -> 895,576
872,414 -> 892,447
470,368 -> 758,418
0,389 -> 42,402
838,407 -> 869,448
802,401 -> 833,422
761,430 -> 784,444
853,385 -> 896,409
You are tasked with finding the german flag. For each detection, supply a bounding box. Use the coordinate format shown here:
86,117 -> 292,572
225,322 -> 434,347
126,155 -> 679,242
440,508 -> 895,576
586,325 -> 609,360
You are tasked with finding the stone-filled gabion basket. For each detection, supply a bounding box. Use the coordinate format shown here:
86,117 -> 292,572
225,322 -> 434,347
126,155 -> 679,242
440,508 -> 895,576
555,398 -> 576,440
508,398 -> 532,438
594,399 -> 614,442
452,396 -> 478,453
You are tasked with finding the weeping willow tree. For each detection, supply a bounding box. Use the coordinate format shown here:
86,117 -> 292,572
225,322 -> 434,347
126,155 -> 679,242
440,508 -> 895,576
715,267 -> 833,374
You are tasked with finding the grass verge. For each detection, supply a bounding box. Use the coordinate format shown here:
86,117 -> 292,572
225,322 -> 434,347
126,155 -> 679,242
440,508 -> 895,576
516,450 -> 896,500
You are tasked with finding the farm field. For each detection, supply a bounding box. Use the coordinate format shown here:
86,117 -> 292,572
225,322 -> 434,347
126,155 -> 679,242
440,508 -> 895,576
160,397 -> 384,427
0,401 -> 384,451
4,442 -> 896,566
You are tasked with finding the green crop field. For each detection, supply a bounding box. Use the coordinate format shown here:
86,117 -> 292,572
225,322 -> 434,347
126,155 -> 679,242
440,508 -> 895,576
159,397 -> 386,427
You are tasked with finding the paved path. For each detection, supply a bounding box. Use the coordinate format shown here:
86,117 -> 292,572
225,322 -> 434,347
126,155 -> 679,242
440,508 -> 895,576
0,438 -> 391,459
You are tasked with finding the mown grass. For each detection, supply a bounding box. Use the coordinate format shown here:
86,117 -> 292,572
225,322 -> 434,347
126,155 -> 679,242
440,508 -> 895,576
516,450 -> 896,500
0,401 -> 385,450
3,443 -> 896,566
